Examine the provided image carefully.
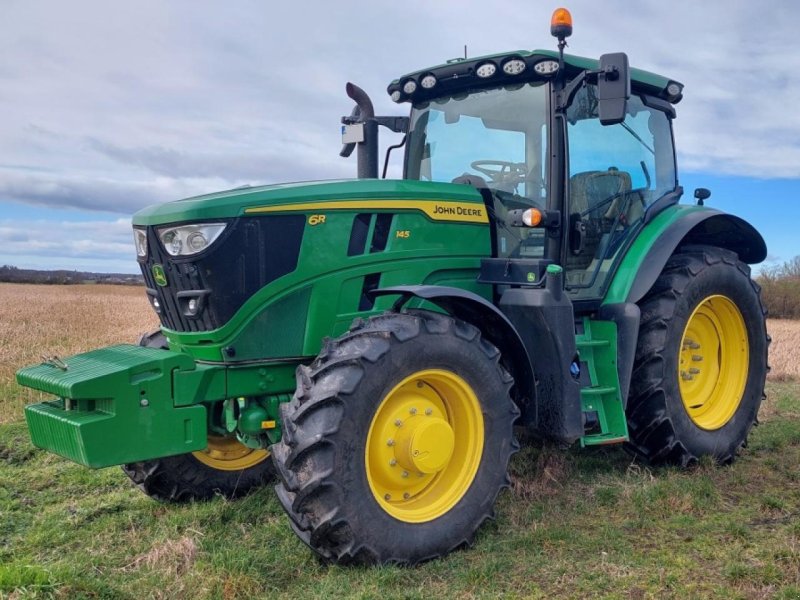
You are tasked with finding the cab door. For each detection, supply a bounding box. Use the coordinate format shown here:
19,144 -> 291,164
563,84 -> 677,302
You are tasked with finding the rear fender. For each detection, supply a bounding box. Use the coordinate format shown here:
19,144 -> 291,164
606,206 -> 766,305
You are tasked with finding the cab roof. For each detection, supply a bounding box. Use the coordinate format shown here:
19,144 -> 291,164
387,49 -> 682,106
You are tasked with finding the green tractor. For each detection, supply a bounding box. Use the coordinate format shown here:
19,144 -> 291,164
17,9 -> 767,565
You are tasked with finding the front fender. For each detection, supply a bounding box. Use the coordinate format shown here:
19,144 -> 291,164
371,285 -> 535,415
605,205 -> 766,305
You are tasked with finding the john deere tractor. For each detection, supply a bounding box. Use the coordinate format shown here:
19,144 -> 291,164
17,9 -> 767,565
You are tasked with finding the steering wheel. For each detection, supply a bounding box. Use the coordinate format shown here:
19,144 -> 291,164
470,159 -> 525,183
470,160 -> 526,191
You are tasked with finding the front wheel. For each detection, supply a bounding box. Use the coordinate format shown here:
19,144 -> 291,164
626,246 -> 768,465
271,311 -> 519,565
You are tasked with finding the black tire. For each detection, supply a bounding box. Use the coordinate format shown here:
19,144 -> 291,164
626,246 -> 768,466
121,330 -> 275,502
271,310 -> 519,565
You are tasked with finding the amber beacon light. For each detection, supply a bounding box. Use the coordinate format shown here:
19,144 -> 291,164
550,7 -> 573,40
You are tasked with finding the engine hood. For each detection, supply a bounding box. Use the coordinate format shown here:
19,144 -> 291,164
132,179 -> 484,226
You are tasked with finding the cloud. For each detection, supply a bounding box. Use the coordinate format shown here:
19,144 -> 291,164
84,136 -> 351,183
0,0 -> 798,223
0,169 -> 215,214
0,216 -> 140,272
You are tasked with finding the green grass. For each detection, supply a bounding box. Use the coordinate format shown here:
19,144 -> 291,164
2,382 -> 799,599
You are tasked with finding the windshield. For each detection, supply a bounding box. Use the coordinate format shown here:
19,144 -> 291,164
405,83 -> 549,203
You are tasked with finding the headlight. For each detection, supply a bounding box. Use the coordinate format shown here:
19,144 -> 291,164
420,74 -> 437,89
133,228 -> 148,258
157,223 -> 227,257
476,62 -> 497,78
503,59 -> 527,75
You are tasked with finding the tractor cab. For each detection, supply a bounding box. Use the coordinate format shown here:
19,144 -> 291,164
372,12 -> 685,307
393,54 -> 681,307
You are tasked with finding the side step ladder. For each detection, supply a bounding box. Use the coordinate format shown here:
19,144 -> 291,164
575,318 -> 629,446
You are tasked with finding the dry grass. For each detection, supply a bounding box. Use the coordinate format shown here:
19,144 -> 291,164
0,283 -> 157,423
121,536 -> 198,576
767,319 -> 800,381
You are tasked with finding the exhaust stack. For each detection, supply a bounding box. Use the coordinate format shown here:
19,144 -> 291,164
340,83 -> 409,179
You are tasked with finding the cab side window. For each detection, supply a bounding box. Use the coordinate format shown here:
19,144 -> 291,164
565,85 -> 677,297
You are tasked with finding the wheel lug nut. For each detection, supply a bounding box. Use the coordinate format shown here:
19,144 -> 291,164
403,493 -> 410,499
425,408 -> 433,416
401,471 -> 409,478
384,494 -> 391,500
394,419 -> 402,426
689,368 -> 700,375
389,459 -> 397,466
416,381 -> 424,388
387,439 -> 395,447
409,408 -> 417,415
692,355 -> 703,362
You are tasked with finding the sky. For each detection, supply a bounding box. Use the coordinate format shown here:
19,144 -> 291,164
1,0 -> 799,274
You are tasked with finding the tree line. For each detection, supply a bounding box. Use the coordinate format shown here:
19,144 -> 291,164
0,265 -> 143,286
757,256 -> 800,319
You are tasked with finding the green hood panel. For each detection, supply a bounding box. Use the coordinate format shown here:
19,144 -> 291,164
133,179 -> 484,226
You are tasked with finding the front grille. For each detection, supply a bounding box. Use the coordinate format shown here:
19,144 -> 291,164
140,215 -> 306,332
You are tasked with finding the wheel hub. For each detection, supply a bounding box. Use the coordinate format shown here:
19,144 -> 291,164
365,369 -> 484,523
395,416 -> 455,474
678,295 -> 748,430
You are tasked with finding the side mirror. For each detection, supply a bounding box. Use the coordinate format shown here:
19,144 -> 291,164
694,187 -> 711,206
597,53 -> 630,125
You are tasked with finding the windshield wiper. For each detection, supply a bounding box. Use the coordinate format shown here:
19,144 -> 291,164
620,122 -> 654,155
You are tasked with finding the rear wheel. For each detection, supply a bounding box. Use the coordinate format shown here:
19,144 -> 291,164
271,311 -> 519,565
627,246 -> 768,465
121,330 -> 274,501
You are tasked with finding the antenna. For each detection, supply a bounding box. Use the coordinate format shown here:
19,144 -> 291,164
464,45 -> 468,59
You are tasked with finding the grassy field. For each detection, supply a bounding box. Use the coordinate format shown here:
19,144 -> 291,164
1,283 -> 799,599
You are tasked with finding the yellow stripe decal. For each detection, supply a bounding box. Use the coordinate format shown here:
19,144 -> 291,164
244,200 -> 488,224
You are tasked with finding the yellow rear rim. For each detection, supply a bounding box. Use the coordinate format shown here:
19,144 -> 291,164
365,369 -> 484,523
192,436 -> 270,471
678,294 -> 748,430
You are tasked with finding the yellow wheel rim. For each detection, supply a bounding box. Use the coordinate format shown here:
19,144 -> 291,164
678,295 -> 748,430
192,436 -> 269,471
365,369 -> 484,523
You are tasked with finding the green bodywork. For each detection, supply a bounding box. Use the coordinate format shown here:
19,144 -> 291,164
137,180 -> 491,362
16,178 -> 705,464
18,180 -> 500,465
